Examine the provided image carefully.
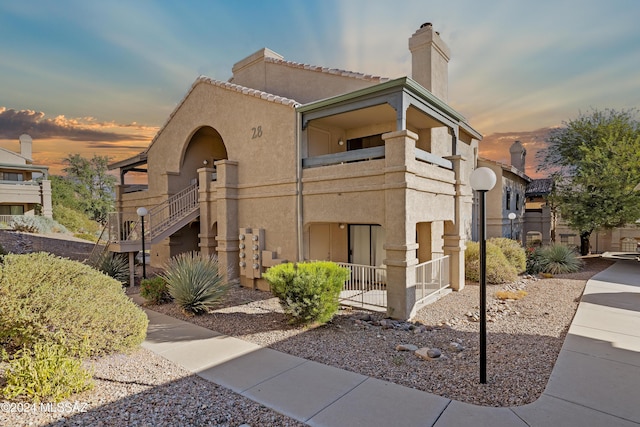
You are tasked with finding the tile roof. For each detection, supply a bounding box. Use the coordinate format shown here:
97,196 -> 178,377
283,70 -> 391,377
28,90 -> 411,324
526,178 -> 553,197
262,56 -> 390,83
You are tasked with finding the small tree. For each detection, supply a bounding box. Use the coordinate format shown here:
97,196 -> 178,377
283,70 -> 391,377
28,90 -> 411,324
538,109 -> 640,255
62,154 -> 116,224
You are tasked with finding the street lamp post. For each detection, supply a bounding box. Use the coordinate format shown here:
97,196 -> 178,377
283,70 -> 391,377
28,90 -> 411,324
508,212 -> 516,239
470,167 -> 497,384
136,207 -> 148,280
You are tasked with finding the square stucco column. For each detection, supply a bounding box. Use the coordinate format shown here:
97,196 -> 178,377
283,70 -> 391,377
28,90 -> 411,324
443,155 -> 470,291
214,160 -> 239,281
198,167 -> 217,258
383,130 -> 419,320
40,180 -> 53,218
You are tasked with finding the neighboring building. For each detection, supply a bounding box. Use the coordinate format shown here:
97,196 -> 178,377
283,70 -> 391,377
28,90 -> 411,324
0,134 -> 52,220
474,141 -> 530,244
524,178 -> 554,246
109,23 -> 483,319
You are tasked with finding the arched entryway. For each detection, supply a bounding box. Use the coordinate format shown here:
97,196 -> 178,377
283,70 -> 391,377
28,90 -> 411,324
168,126 -> 228,259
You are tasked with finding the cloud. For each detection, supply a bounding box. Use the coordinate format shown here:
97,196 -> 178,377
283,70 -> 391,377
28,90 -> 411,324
0,107 -> 154,142
479,127 -> 556,178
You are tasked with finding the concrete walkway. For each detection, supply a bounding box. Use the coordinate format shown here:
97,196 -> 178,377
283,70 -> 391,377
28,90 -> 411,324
137,260 -> 640,426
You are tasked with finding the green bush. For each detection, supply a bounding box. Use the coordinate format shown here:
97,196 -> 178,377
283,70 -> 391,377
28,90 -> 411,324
540,244 -> 583,274
140,276 -> 171,305
489,237 -> 526,274
264,261 -> 349,325
94,252 -> 130,285
2,342 -> 94,403
162,252 -> 231,315
526,246 -> 548,274
52,204 -> 100,235
9,216 -> 68,234
0,252 -> 147,357
465,241 -> 518,284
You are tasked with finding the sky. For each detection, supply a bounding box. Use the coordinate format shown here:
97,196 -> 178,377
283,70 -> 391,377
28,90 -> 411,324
1,0 -> 638,178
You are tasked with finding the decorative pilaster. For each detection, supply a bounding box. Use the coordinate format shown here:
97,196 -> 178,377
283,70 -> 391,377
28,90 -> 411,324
443,154 -> 470,291
214,160 -> 239,281
383,130 -> 419,319
198,167 -> 217,258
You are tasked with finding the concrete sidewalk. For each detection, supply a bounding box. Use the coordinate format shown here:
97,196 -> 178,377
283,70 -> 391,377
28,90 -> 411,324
137,260 -> 640,426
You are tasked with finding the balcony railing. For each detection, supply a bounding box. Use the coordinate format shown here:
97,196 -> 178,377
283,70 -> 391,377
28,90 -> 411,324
337,262 -> 387,309
415,256 -> 450,305
302,146 -> 452,170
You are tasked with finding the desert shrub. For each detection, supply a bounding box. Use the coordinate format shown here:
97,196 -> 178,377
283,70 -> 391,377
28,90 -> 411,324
539,244 -> 583,274
2,342 -> 94,403
489,237 -> 526,273
9,216 -> 67,234
94,252 -> 130,285
0,252 -> 147,357
162,252 -> 231,315
74,232 -> 98,242
140,276 -> 171,305
264,261 -> 349,325
52,204 -> 99,235
526,246 -> 548,274
465,241 -> 518,284
495,289 -> 528,300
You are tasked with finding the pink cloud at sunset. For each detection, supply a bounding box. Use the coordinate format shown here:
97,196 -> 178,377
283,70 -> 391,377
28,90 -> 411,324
0,107 -> 156,176
478,127 -> 556,179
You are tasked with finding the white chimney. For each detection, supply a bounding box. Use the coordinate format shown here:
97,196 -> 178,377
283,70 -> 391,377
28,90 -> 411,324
19,134 -> 32,160
408,22 -> 451,101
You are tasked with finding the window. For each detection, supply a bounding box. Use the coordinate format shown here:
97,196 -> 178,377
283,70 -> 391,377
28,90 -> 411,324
506,190 -> 511,210
515,193 -> 520,210
347,134 -> 384,151
0,205 -> 24,215
0,172 -> 24,181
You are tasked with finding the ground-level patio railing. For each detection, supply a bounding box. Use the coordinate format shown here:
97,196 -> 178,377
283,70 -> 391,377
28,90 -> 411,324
415,256 -> 450,306
337,262 -> 387,309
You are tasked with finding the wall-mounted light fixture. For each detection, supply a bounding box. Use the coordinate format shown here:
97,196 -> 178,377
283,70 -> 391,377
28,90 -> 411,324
338,139 -> 344,146
339,223 -> 346,229
203,160 -> 209,166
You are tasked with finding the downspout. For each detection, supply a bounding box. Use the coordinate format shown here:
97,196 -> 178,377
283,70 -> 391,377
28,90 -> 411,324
296,110 -> 304,261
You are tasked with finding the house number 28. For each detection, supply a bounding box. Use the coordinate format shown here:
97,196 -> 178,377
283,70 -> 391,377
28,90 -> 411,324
251,126 -> 263,139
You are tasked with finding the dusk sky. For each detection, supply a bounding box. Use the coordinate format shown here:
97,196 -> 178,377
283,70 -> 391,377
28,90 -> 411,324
1,0 -> 638,178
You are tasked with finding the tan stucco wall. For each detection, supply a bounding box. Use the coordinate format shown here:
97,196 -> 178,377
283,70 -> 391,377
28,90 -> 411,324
232,49 -> 382,105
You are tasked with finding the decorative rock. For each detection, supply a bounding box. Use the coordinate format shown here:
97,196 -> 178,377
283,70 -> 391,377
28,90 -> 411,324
427,348 -> 442,358
415,347 -> 441,360
396,344 -> 419,352
449,342 -> 464,352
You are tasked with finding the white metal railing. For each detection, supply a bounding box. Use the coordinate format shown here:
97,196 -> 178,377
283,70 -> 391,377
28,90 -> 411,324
337,262 -> 387,308
146,184 -> 199,240
415,256 -> 450,305
0,215 -> 18,224
107,183 -> 199,244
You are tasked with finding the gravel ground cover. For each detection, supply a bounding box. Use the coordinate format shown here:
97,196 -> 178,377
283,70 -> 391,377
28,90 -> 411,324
0,245 -> 613,425
144,257 -> 613,407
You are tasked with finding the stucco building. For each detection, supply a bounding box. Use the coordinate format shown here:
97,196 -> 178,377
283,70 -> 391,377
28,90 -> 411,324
474,141 -> 530,244
109,23 -> 483,319
0,134 -> 52,221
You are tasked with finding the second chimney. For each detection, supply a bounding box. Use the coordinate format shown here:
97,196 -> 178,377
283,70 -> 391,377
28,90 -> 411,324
408,22 -> 451,101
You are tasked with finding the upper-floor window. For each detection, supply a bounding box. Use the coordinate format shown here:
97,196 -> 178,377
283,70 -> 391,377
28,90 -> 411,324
0,205 -> 24,215
347,134 -> 384,151
506,190 -> 511,210
0,172 -> 24,181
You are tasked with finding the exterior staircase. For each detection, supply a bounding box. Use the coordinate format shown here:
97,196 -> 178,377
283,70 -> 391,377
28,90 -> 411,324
87,184 -> 200,263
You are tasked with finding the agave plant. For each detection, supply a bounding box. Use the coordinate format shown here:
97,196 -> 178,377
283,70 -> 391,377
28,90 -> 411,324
161,252 -> 231,315
541,244 -> 583,274
94,252 -> 129,285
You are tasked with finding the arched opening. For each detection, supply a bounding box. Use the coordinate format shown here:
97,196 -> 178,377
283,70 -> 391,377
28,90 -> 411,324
179,126 -> 228,189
